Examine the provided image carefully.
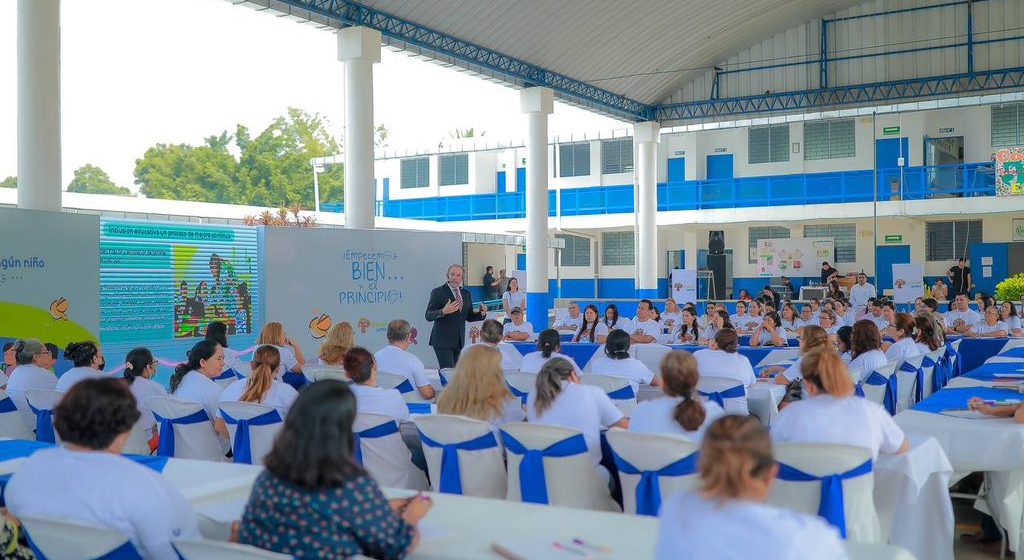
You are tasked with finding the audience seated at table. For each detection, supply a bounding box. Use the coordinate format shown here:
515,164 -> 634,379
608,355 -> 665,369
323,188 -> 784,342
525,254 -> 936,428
692,329 -> 755,415
880,300 -> 897,326
630,350 -> 723,440
438,345 -> 524,434
965,305 -> 1009,338
239,380 -> 430,559
552,302 -> 584,332
656,415 -> 846,560
573,304 -> 610,344
731,300 -> 762,334
918,297 -> 947,331
749,311 -> 788,347
675,307 -> 701,344
914,316 -> 943,355
205,321 -> 244,375
884,313 -> 925,361
698,310 -> 731,346
218,345 -> 298,419
999,301 -> 1023,336
344,347 -> 410,423
589,329 -> 659,392
836,325 -> 853,363
502,307 -> 534,342
122,347 -> 167,447
697,302 -> 717,329
834,299 -> 856,328
847,320 -> 889,382
799,303 -> 817,327
374,320 -> 436,400
170,339 -> 229,441
519,329 -> 582,375
771,349 -> 909,459
5,378 -> 200,560
256,322 -> 304,374
526,358 -> 628,480
318,321 -> 354,367
778,303 -> 802,334
660,299 -> 683,334
5,340 -> 57,428
764,325 -> 832,385
462,319 -> 524,372
945,294 -> 980,334
863,299 -> 890,332
54,341 -> 108,392
602,303 -> 632,335
815,309 -> 841,336
629,299 -> 661,344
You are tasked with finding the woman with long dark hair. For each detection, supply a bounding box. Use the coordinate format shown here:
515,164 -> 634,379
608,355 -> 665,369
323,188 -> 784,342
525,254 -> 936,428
123,347 -> 166,447
520,329 -> 581,374
602,303 -> 631,333
848,320 -> 888,382
591,329 -> 659,391
218,345 -> 298,419
574,304 -> 608,343
170,339 -> 228,440
239,380 -> 431,558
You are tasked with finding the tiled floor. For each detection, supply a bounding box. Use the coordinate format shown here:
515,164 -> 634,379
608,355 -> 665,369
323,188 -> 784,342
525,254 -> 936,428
954,500 -> 1005,560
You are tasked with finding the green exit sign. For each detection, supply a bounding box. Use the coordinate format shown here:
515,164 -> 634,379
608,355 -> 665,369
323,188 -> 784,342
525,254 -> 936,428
882,126 -> 900,136
884,234 -> 903,244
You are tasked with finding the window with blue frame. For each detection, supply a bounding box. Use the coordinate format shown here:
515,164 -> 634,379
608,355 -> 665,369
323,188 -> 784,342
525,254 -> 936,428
400,157 -> 430,188
556,234 -> 591,267
804,119 -> 855,160
601,138 -> 634,174
559,142 -> 591,177
748,124 -> 790,164
992,104 -> 1024,147
804,223 -> 856,263
748,226 -> 790,263
601,231 -> 634,266
926,220 -> 982,261
439,153 -> 469,186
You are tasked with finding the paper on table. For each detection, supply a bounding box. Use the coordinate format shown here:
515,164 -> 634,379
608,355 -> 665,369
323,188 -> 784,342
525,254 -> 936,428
417,518 -> 453,542
939,409 -> 996,419
491,539 -> 601,560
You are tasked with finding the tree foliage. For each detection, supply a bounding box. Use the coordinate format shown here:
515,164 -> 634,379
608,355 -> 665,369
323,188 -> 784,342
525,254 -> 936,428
134,108 -> 344,209
67,164 -> 132,196
0,176 -> 15,189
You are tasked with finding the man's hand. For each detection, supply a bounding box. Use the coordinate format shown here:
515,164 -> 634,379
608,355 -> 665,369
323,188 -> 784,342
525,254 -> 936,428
478,303 -> 487,316
442,299 -> 462,315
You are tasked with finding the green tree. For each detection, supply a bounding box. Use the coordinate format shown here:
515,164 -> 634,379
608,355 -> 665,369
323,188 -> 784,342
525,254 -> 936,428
0,176 -> 15,189
374,124 -> 389,149
67,164 -> 132,196
449,127 -> 485,139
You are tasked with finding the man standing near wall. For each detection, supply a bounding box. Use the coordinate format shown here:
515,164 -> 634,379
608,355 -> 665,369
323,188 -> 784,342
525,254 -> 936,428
850,273 -> 876,314
483,266 -> 497,300
947,258 -> 972,297
425,264 -> 488,368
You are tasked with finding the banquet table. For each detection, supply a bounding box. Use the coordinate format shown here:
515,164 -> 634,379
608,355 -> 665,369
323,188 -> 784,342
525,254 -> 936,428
510,342 -> 798,373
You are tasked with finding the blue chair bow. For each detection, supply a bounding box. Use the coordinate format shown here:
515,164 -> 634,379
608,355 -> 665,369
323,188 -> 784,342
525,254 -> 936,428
212,369 -> 239,382
393,379 -> 415,394
0,397 -> 17,414
27,403 -> 55,444
856,371 -> 898,415
933,353 -> 954,391
418,431 -> 499,494
606,385 -> 636,401
353,421 -> 401,464
899,360 -> 925,404
26,531 -> 142,560
920,355 -> 941,394
500,430 -> 589,505
945,344 -> 961,378
220,408 -> 282,464
152,409 -> 210,457
776,459 -> 873,539
281,371 -> 308,391
406,402 -> 432,414
697,385 -> 745,408
506,382 -> 528,405
613,450 -> 699,516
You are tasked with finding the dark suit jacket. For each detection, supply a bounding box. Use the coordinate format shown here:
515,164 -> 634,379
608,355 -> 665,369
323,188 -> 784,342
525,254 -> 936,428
425,283 -> 486,349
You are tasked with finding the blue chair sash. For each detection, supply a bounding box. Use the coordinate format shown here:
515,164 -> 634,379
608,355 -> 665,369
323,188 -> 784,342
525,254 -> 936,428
353,421 -> 401,464
506,382 -> 528,405
26,531 -> 142,560
439,371 -> 450,387
418,430 -> 499,494
899,361 -> 925,404
406,402 -> 432,415
920,356 -> 940,394
776,458 -> 873,539
697,384 -> 745,408
220,408 -> 282,464
212,369 -> 238,382
613,450 -> 699,516
393,379 -> 414,394
281,371 -> 307,391
0,397 -> 17,414
500,431 -> 589,505
606,385 -> 636,400
945,344 -> 961,378
27,404 -> 55,444
934,353 -> 954,391
858,371 -> 897,415
152,409 -> 210,457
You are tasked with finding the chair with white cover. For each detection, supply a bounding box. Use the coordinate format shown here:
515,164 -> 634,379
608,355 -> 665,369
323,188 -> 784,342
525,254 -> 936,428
582,344 -> 607,373
633,344 -> 672,376
412,414 -> 506,498
894,355 -> 926,412
377,371 -> 428,404
0,389 -> 33,439
20,515 -> 141,560
695,376 -> 748,416
504,372 -> 536,405
302,365 -> 347,382
218,401 -> 283,465
768,443 -> 880,543
353,413 -> 428,491
173,539 -> 292,560
605,430 -> 700,516
856,360 -> 899,416
438,368 -> 456,387
579,374 -> 636,415
211,370 -> 239,389
146,396 -> 226,462
25,389 -> 63,444
500,423 -> 619,512
919,349 -> 943,400
122,420 -> 154,456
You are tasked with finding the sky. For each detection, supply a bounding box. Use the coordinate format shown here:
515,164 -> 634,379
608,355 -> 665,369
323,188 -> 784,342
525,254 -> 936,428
0,0 -> 627,191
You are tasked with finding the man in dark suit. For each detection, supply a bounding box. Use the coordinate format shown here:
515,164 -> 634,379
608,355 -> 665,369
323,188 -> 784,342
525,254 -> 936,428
425,264 -> 488,368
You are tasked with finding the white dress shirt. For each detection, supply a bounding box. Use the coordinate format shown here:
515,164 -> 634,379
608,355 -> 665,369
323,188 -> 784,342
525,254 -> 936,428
847,349 -> 889,381
350,383 -> 410,423
771,394 -> 905,460
884,337 -> 923,362
850,282 -> 877,308
172,370 -> 224,422
630,396 -> 725,441
374,345 -> 432,389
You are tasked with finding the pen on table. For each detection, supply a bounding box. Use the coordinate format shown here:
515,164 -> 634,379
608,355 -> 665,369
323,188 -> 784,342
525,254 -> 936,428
553,542 -> 588,556
572,538 -> 611,553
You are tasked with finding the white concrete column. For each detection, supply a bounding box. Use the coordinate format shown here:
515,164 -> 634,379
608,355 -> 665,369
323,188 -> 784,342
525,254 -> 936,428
521,88 -> 553,330
17,0 -> 61,212
337,26 -> 381,229
635,121 -> 660,298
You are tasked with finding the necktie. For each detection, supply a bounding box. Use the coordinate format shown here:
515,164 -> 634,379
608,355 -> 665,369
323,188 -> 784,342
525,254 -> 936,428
452,284 -> 462,307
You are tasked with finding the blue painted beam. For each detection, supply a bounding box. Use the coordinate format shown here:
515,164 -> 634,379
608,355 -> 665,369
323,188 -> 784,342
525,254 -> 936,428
826,0 -> 988,23
270,0 -> 655,121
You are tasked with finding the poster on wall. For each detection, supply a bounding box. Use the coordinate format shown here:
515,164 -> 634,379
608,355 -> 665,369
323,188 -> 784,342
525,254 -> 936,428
994,148 -> 1024,196
891,263 -> 924,304
670,269 -> 698,305
0,208 -> 100,372
261,227 -> 462,368
99,219 -> 260,385
756,238 -> 834,277
1013,218 -> 1024,242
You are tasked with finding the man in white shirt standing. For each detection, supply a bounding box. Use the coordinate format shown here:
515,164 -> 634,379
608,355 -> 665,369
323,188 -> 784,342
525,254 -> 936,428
945,293 -> 981,334
374,320 -> 435,399
552,303 -> 584,332
462,319 -> 523,372
630,299 -> 661,344
849,273 -> 876,313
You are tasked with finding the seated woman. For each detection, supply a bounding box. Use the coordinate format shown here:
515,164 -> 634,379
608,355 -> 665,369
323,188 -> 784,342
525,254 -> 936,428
519,329 -> 581,375
728,301 -> 751,333
5,379 -> 199,559
257,321 -> 305,374
761,326 -> 832,385
913,315 -> 943,356
836,325 -> 853,363
931,278 -> 949,302
122,348 -> 166,448
698,310 -> 732,346
675,307 -> 702,344
602,303 -> 632,336
239,380 -> 430,558
589,329 -> 659,392
318,322 -> 355,367
692,329 -> 755,415
344,347 -> 410,423
965,306 -> 1009,338
737,300 -> 763,335
656,416 -> 845,559
574,304 -> 609,344
749,311 -> 788,347
218,345 -> 299,420
169,340 -> 229,440
206,321 -> 243,377
834,299 -> 855,327
815,309 -> 841,337
54,341 -> 108,392
630,351 -> 723,440
660,299 -> 683,334
771,349 -> 909,459
527,358 -> 628,478
437,345 -> 524,433
884,313 -> 923,361
778,303 -> 803,335
999,301 -> 1023,337
847,320 -> 889,382
5,340 -> 58,424
920,297 -> 947,331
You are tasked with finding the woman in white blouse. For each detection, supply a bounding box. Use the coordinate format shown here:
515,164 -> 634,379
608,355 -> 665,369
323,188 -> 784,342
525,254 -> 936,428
169,340 -> 228,441
884,313 -> 924,362
999,301 -> 1024,337
779,303 -> 803,335
631,350 -> 723,440
847,320 -> 889,382
749,311 -> 788,347
218,345 -> 299,420
815,309 -> 841,337
698,310 -> 731,346
761,326 -> 832,385
589,329 -> 659,392
343,347 -> 409,423
692,329 -> 755,415
966,306 -> 1009,338
737,300 -> 764,334
771,349 -> 909,460
913,315 -> 943,356
122,348 -> 167,448
520,329 -> 581,375
656,415 -> 846,560
602,304 -> 632,334
834,299 -> 855,327
675,308 -> 702,344
256,322 -> 304,374
502,277 -> 526,319
661,299 -> 683,334
729,301 -> 751,333
574,304 -> 609,343
438,345 -> 524,433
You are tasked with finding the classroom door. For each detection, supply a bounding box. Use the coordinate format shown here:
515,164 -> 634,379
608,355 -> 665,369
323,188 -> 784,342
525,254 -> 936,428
667,158 -> 686,183
496,171 -> 507,194
970,243 -> 1009,296
706,154 -> 734,180
875,245 -> 910,295
516,167 -> 526,191
875,138 -> 909,196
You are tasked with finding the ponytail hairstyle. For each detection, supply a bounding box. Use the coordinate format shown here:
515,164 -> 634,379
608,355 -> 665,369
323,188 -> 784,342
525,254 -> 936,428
170,339 -> 220,393
699,415 -> 775,501
533,357 -> 575,415
205,321 -> 229,348
240,345 -> 281,404
343,347 -> 375,384
604,329 -> 631,360
914,315 -> 941,351
537,329 -> 561,359
713,328 -> 739,353
660,351 -> 705,431
123,348 -> 154,387
64,341 -> 99,368
799,348 -> 854,397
